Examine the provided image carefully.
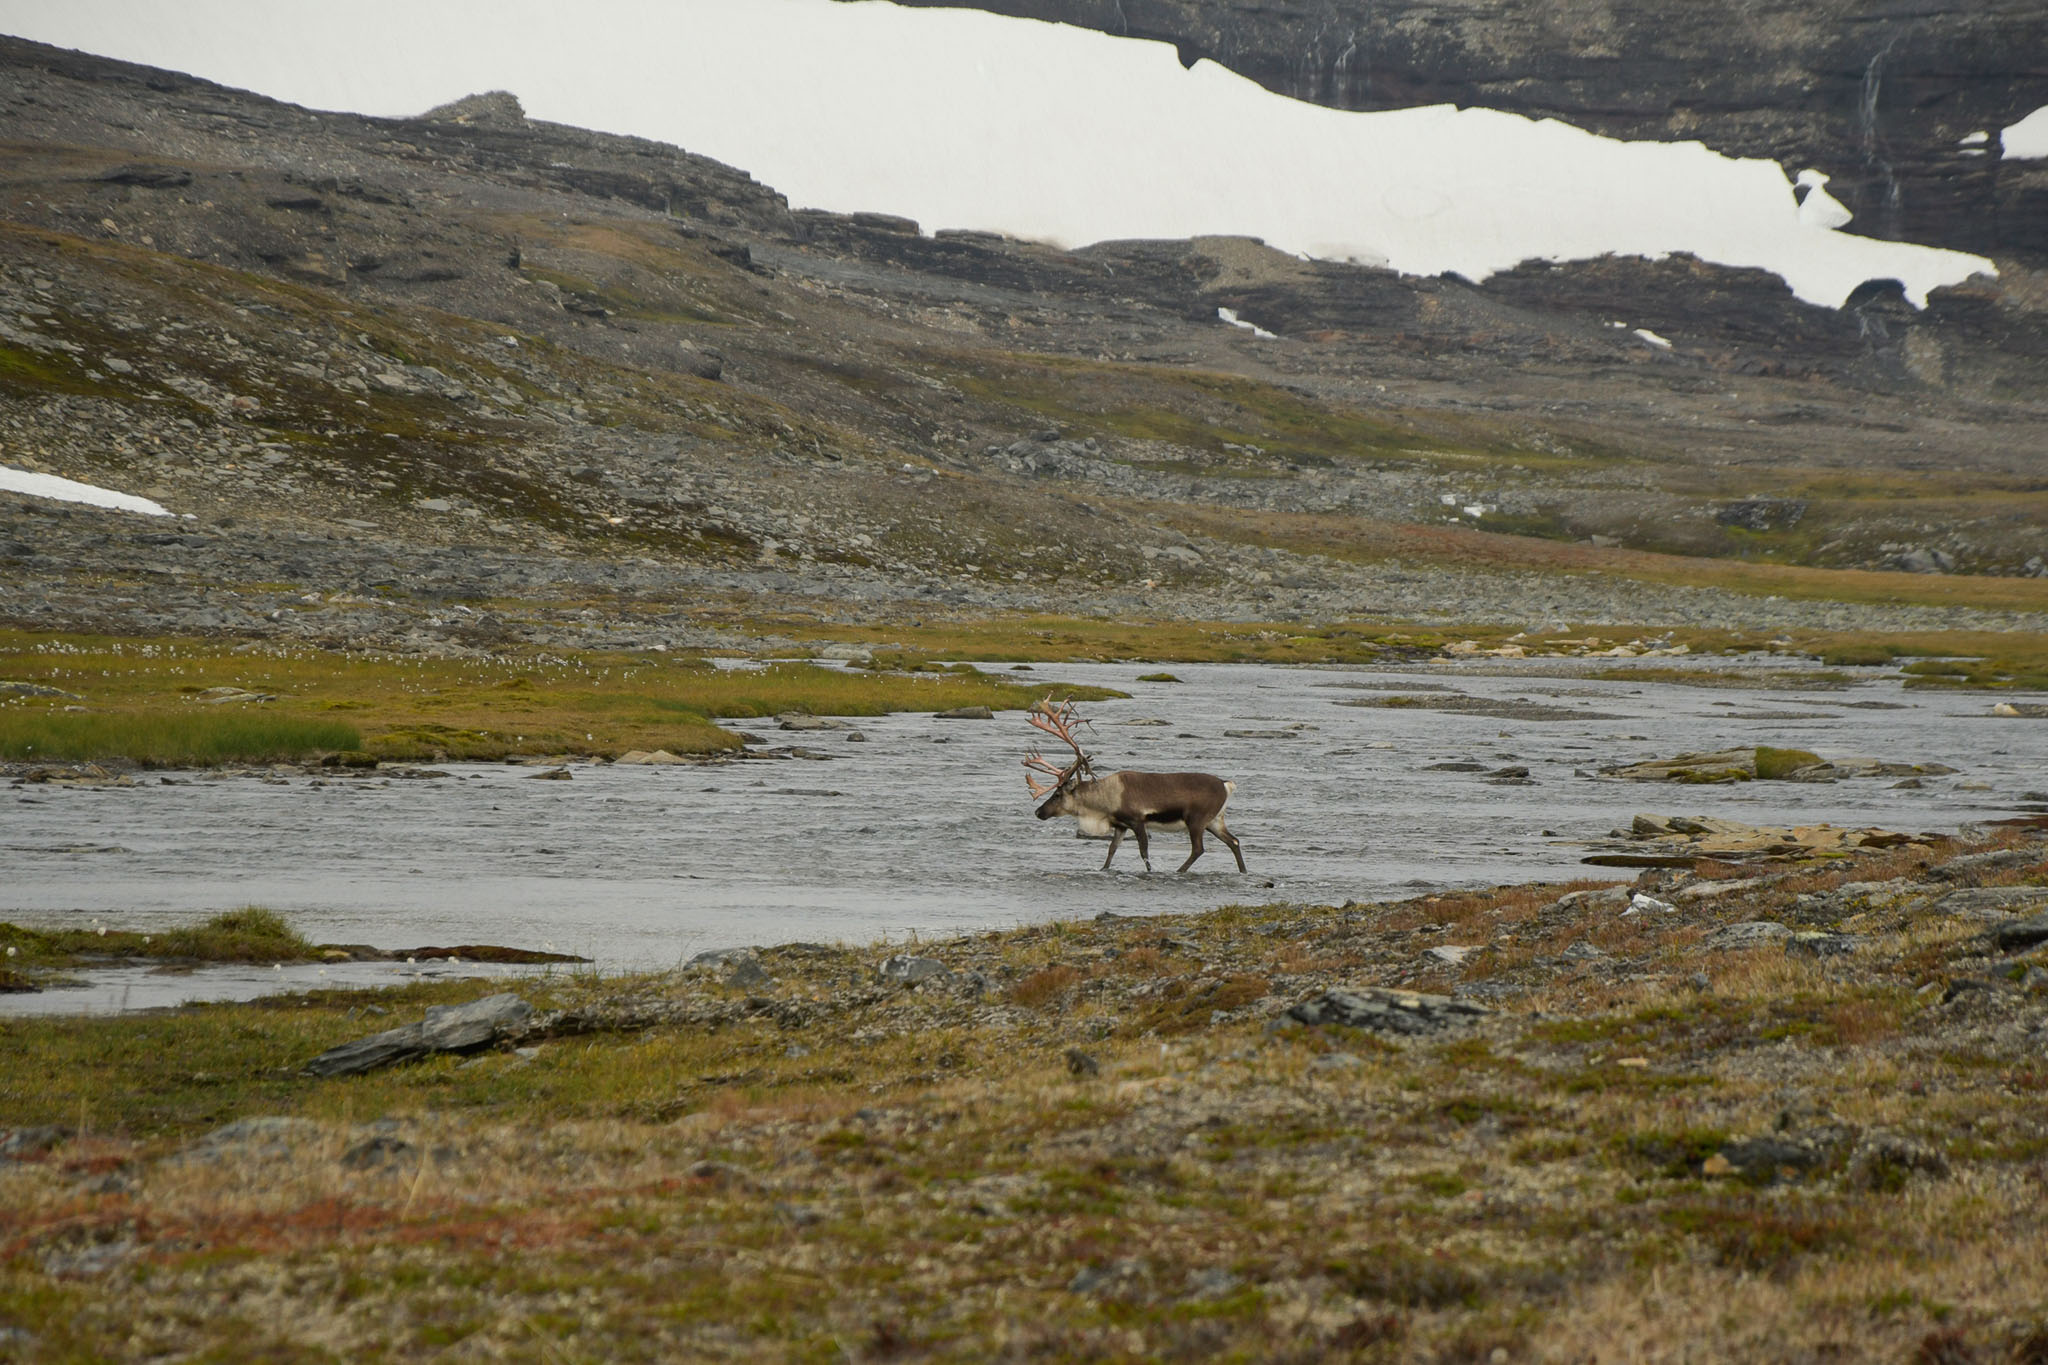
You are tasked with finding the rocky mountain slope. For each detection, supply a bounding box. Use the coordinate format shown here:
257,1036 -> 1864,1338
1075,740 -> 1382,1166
2,34 -> 2046,652
885,0 -> 2048,263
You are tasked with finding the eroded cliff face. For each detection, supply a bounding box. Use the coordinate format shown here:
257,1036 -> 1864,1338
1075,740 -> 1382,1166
881,0 -> 2048,263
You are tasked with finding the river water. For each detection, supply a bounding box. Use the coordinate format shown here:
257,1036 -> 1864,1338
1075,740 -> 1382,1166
5,658 -> 2042,1014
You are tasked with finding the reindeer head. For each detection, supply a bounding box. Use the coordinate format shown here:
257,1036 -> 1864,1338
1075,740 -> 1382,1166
1023,698 -> 1094,819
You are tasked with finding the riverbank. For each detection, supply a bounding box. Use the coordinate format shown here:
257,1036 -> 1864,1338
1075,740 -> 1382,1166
2,825 -> 2043,1360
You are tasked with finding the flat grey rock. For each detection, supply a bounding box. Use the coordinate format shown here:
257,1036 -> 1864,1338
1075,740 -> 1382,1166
1287,986 -> 1487,1035
1992,912 -> 2048,953
1935,886 -> 2048,920
303,993 -> 531,1076
1788,931 -> 1865,957
419,993 -> 532,1051
302,1021 -> 428,1078
1706,920 -> 1793,947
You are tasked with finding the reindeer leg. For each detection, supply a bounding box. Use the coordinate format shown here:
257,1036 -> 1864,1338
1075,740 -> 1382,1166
1131,817 -> 1152,872
1178,825 -> 1206,873
1100,826 -> 1125,870
1216,825 -> 1246,873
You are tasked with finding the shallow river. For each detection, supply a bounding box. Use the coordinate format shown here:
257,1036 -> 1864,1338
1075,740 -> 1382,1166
5,658 -> 2042,1014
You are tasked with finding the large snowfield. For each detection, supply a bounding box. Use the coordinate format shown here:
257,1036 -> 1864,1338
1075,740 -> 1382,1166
0,0 -> 2011,309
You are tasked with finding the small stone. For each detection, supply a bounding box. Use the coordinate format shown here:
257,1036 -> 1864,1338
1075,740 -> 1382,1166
1706,921 -> 1792,947
877,954 -> 951,985
1992,912 -> 2048,953
776,713 -> 849,731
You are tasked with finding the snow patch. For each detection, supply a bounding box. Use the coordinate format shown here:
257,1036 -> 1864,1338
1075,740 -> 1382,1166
2003,106 -> 2048,160
1,0 -> 2000,309
1793,170 -> 1854,230
0,465 -> 172,517
1217,307 -> 1278,340
1632,328 -> 1673,350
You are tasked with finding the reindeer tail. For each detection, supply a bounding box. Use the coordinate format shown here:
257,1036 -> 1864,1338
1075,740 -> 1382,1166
1224,780 -> 1237,796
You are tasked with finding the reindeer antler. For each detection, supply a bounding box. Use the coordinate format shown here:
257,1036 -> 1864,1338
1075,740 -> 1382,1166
1022,697 -> 1094,798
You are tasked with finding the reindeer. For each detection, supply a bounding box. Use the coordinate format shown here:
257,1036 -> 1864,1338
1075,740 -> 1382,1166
1023,699 -> 1246,873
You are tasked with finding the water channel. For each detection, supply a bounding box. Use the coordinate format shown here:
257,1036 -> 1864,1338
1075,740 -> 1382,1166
5,658 -> 2042,1014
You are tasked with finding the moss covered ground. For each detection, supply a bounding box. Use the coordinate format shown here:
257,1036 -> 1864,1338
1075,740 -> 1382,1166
1,833 -> 2044,1360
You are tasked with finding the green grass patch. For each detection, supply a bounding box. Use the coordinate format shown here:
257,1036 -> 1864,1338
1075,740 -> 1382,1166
1755,745 -> 1823,779
0,630 -> 1124,765
1901,656 -> 2048,690
1,908 -> 316,969
0,338 -> 130,400
1817,643 -> 1904,666
0,708 -> 360,765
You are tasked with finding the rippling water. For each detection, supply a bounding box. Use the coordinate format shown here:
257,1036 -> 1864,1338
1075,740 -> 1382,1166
6,659 -> 2041,1013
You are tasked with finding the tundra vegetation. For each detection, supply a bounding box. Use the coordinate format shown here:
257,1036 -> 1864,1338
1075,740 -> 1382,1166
3,621 -> 2043,767
0,629 -> 1125,765
1,829 -> 2044,1360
